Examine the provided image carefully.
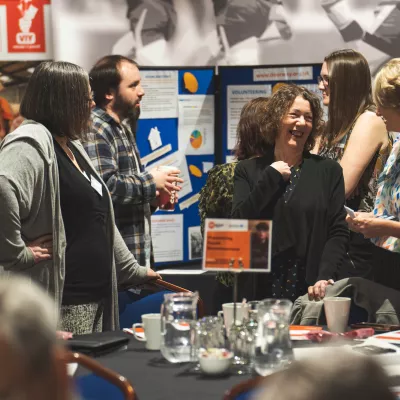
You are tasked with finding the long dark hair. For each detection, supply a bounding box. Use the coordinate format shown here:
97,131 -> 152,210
324,49 -> 375,145
20,61 -> 91,140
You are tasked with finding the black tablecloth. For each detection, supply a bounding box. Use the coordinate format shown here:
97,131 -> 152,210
78,337 -> 248,400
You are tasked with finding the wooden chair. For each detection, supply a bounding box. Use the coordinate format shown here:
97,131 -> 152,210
64,351 -> 137,400
118,278 -> 205,328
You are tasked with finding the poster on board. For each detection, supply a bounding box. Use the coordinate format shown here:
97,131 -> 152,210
0,0 -> 52,60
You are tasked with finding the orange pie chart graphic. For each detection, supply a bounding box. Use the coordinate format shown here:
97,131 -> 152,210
190,130 -> 203,149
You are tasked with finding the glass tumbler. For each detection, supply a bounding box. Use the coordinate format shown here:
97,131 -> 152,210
254,299 -> 293,376
160,292 -> 198,363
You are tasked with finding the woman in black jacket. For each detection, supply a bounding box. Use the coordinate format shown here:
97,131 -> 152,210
232,84 -> 348,302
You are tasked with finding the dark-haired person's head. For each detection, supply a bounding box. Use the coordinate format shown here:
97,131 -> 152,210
234,97 -> 270,160
263,84 -> 324,152
20,61 -> 93,140
320,49 -> 374,145
89,55 -> 144,122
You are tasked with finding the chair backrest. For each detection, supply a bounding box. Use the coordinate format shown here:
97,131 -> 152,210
223,373 -> 283,400
150,280 -> 205,318
118,279 -> 205,328
118,289 -> 172,327
64,351 -> 136,400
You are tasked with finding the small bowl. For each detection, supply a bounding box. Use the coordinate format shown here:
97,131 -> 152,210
198,348 -> 234,375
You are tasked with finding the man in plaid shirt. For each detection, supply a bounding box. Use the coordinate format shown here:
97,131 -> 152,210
84,55 -> 183,268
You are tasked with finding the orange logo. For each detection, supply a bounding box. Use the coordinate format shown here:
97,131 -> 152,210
208,221 -> 215,229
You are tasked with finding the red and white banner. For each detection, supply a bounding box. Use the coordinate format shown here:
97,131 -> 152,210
0,0 -> 52,60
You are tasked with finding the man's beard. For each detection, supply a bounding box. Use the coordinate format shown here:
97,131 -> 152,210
113,92 -> 139,121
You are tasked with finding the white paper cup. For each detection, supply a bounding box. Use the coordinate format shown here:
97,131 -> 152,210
217,303 -> 249,334
323,297 -> 351,333
132,313 -> 161,350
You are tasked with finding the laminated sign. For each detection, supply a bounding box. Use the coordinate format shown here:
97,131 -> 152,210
1,0 -> 49,53
203,218 -> 272,273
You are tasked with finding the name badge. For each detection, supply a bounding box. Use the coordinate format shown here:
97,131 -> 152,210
90,175 -> 103,197
82,171 -> 90,181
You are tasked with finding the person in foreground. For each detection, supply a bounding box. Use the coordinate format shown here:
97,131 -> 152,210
0,61 -> 160,335
255,351 -> 395,400
232,84 -> 348,301
317,49 -> 391,285
347,58 -> 400,290
0,275 -> 71,400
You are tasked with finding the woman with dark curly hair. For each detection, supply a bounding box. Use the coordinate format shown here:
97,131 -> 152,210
232,84 -> 348,301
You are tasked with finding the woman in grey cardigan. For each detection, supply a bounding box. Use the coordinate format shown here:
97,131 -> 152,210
0,61 -> 160,334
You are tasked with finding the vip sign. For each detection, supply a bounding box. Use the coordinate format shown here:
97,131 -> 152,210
3,0 -> 50,53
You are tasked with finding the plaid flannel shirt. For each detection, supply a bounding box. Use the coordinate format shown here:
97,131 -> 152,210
84,107 -> 156,268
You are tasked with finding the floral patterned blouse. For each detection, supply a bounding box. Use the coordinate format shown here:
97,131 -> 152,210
371,135 -> 400,252
319,115 -> 392,212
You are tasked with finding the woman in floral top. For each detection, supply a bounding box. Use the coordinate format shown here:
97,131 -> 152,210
348,58 -> 400,290
314,49 -> 391,297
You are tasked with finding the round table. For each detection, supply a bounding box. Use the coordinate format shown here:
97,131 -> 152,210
77,336 -> 251,400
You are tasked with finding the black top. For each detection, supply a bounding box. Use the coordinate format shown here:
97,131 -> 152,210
54,139 -> 111,305
232,147 -> 349,284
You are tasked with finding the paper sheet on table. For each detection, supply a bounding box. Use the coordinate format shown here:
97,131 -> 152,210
158,269 -> 206,275
151,214 -> 183,263
290,326 -> 322,341
123,328 -> 145,339
178,95 -> 214,155
227,85 -> 271,150
139,70 -> 178,119
374,330 -> 400,344
147,150 -> 193,199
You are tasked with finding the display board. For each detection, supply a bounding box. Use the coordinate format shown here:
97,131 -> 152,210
135,67 -> 215,266
218,64 -> 323,163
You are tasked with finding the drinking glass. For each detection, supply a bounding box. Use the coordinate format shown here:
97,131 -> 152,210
254,299 -> 293,376
160,292 -> 198,363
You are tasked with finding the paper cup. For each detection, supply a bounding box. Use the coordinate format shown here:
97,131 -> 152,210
323,297 -> 351,333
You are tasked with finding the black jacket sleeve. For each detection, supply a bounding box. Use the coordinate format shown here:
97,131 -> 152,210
317,165 -> 349,281
231,162 -> 286,219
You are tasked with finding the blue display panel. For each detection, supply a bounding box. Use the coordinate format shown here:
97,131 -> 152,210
218,64 -> 323,163
136,67 -> 215,267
